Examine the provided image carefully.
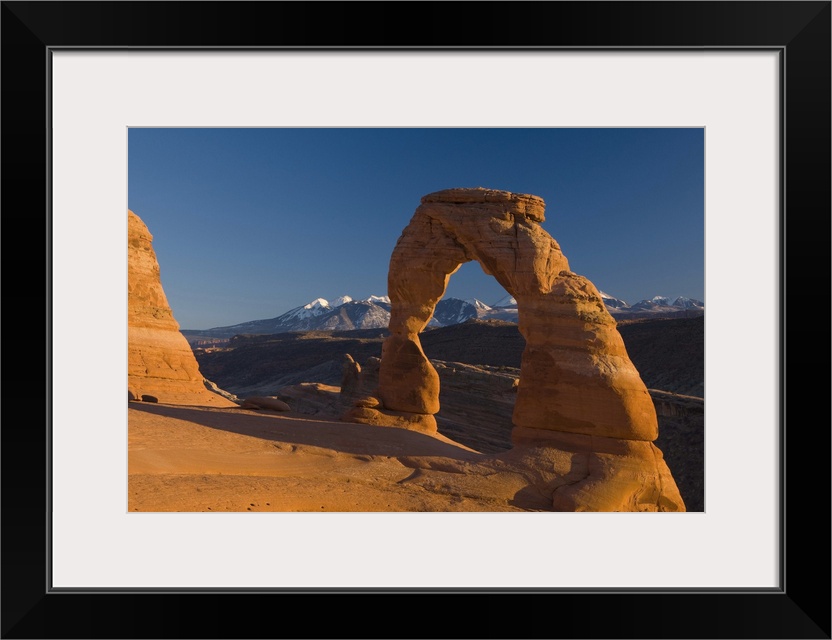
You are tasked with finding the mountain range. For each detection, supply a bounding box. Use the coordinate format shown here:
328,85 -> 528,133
181,292 -> 704,345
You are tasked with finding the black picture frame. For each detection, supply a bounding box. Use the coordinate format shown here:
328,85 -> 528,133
2,2 -> 829,638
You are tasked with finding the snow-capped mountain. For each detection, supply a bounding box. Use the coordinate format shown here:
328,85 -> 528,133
491,294 -> 517,309
181,289 -> 704,344
465,298 -> 492,310
184,295 -> 352,338
630,296 -> 673,311
610,295 -> 704,317
184,295 -> 492,341
305,300 -> 391,331
279,297 -> 332,321
599,291 -> 629,309
671,297 -> 704,310
432,298 -> 491,326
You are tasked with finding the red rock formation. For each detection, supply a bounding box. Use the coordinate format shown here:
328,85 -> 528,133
128,210 -> 236,407
344,188 -> 684,511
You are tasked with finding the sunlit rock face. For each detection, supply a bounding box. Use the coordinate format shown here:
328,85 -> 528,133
128,210 -> 236,407
343,188 -> 684,511
363,188 -> 658,440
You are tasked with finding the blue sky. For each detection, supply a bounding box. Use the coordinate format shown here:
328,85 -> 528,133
128,128 -> 704,329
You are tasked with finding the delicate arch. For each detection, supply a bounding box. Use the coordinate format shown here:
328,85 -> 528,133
349,188 -> 658,443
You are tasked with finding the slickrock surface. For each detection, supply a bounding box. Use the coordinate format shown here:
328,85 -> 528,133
128,403 -> 679,512
128,210 -> 236,407
343,188 -> 684,511
129,397 -> 694,512
247,357 -> 701,510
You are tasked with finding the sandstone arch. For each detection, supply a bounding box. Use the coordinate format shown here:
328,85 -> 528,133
350,187 -> 658,443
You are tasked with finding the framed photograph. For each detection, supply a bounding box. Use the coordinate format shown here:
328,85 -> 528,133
4,2 -> 829,638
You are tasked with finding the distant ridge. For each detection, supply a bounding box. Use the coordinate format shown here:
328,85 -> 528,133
182,291 -> 703,345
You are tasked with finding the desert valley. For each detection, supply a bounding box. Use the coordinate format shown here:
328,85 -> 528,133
129,188 -> 704,513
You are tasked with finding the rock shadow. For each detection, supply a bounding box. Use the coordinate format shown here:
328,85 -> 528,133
128,402 -> 484,461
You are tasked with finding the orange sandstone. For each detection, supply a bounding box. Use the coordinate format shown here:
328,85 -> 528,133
343,188 -> 685,511
128,210 -> 236,407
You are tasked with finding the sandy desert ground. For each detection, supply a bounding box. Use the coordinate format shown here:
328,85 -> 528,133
129,402 -> 556,512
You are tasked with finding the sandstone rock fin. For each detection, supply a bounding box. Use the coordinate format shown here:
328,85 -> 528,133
128,210 -> 237,407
